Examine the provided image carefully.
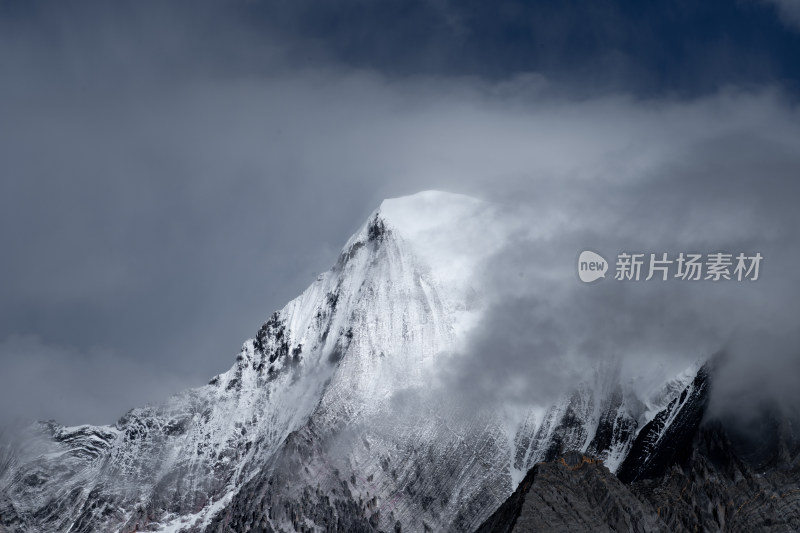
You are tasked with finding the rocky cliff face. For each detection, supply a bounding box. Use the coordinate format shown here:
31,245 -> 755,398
475,385 -> 800,533
475,454 -> 662,533
630,412 -> 800,533
0,191 -> 749,533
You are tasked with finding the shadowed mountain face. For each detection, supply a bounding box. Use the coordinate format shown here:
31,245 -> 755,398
475,454 -> 662,533
475,405 -> 800,533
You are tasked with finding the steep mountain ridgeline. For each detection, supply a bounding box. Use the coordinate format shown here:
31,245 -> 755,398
475,366 -> 800,533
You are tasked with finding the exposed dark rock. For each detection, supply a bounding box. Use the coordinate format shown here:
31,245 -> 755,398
617,364 -> 710,484
476,360 -> 800,533
253,312 -> 290,363
585,386 -> 638,461
475,454 -> 661,533
629,414 -> 800,533
367,216 -> 387,242
475,412 -> 800,533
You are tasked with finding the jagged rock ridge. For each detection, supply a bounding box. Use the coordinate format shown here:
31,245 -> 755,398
475,370 -> 800,533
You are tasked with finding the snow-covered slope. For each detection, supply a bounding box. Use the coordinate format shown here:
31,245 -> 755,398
0,191 -> 708,533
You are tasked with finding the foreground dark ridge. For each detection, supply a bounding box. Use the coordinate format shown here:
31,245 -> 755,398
474,419 -> 800,533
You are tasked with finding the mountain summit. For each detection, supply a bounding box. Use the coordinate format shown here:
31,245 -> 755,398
0,192 -> 731,533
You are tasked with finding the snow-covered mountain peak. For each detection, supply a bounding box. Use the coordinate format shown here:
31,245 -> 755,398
377,190 -> 484,239
0,190 -> 714,533
366,190 -> 505,304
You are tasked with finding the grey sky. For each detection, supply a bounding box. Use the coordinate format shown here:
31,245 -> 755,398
1,1 -> 798,428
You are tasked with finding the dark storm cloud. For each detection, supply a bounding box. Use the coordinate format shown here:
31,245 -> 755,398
8,0 -> 799,95
229,0 -> 800,95
0,1 -> 798,428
